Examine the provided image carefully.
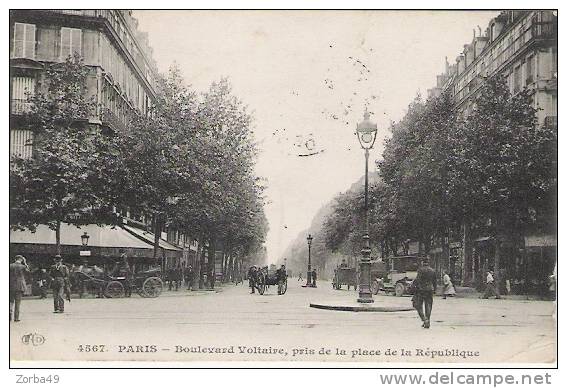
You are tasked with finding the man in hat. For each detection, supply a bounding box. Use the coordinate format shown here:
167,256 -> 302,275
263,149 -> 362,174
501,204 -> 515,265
277,265 -> 287,295
10,255 -> 30,322
49,255 -> 70,313
248,266 -> 258,294
411,257 -> 437,329
112,252 -> 132,297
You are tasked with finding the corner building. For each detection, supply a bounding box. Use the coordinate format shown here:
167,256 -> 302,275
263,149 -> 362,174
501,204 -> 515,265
426,11 -> 557,291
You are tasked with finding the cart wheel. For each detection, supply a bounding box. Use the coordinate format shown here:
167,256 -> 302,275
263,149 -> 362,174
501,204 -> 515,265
142,277 -> 163,298
395,282 -> 406,297
280,278 -> 288,295
105,281 -> 125,298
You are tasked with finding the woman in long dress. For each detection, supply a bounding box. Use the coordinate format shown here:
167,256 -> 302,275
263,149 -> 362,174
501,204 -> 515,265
442,271 -> 456,299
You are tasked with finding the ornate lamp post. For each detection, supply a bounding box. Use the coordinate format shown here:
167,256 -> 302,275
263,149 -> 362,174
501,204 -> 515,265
81,231 -> 90,247
306,234 -> 314,287
80,231 -> 91,258
355,108 -> 378,303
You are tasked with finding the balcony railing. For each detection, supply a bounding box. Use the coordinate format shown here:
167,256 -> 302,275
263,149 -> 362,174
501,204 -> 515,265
544,116 -> 557,129
45,10 -> 156,91
11,99 -> 32,115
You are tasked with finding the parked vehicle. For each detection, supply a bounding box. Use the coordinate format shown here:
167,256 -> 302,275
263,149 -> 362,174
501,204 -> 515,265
332,265 -> 357,290
371,255 -> 424,296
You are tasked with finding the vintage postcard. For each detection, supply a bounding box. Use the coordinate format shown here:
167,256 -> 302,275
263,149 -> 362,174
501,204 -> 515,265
9,9 -> 557,366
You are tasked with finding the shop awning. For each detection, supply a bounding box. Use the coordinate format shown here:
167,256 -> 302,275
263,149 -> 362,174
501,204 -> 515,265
10,223 -> 155,249
122,224 -> 183,252
525,235 -> 557,247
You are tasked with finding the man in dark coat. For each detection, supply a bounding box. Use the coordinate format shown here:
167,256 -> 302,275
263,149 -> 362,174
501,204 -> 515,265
185,264 -> 194,290
276,265 -> 287,295
49,255 -> 70,313
248,266 -> 258,294
112,253 -> 132,297
10,255 -> 30,321
312,269 -> 317,287
411,257 -> 437,329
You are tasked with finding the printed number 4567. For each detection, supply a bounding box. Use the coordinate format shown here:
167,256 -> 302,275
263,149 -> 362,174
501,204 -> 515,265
77,344 -> 106,352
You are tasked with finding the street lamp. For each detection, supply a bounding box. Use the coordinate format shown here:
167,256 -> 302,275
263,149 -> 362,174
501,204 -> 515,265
355,108 -> 378,303
305,234 -> 315,287
80,231 -> 91,258
81,231 -> 90,247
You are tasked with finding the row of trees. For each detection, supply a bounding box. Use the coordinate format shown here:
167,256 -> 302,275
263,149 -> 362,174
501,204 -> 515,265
10,55 -> 268,287
323,75 -> 557,280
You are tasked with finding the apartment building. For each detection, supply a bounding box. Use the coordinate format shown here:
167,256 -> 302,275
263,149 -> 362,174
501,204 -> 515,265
9,10 -> 194,271
426,10 -> 557,291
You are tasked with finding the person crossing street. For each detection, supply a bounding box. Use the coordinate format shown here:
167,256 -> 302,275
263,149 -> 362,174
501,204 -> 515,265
10,255 -> 30,322
411,257 -> 437,329
49,255 -> 70,313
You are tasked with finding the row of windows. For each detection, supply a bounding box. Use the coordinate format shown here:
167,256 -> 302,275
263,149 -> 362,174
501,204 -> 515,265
100,34 -> 149,114
455,15 -> 536,97
12,22 -> 151,118
12,22 -> 82,61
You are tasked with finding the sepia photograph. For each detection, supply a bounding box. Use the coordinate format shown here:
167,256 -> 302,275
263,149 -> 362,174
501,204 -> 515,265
8,8 -> 557,368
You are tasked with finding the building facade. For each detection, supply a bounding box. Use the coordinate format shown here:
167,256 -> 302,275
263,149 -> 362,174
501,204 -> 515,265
426,10 -> 557,292
9,10 -> 196,271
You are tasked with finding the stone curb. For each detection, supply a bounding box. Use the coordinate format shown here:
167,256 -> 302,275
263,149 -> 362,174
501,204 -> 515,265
309,302 -> 414,312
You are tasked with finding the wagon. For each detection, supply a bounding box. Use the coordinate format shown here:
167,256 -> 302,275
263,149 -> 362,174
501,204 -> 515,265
255,268 -> 287,295
371,256 -> 423,296
73,267 -> 164,298
332,266 -> 358,290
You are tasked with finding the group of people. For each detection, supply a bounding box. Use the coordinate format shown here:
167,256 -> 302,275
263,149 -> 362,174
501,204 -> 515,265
10,254 -> 71,322
166,265 -> 195,291
247,264 -> 288,295
410,259 -> 507,329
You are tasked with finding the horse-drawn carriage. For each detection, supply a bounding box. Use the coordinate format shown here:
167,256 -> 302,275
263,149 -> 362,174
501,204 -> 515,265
255,267 -> 287,295
72,267 -> 164,298
332,265 -> 357,290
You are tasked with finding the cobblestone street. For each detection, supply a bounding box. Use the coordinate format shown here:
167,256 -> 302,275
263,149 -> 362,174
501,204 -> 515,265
10,279 -> 556,365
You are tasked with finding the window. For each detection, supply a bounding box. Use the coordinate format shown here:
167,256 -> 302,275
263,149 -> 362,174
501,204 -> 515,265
513,65 -> 522,94
10,129 -> 34,159
526,55 -> 534,84
60,27 -> 82,59
12,23 -> 36,59
11,76 -> 35,114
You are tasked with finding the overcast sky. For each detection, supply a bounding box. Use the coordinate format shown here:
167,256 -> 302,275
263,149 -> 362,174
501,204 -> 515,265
135,10 -> 499,262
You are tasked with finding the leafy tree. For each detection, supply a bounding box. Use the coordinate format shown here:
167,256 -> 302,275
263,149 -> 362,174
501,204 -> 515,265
10,54 -> 118,254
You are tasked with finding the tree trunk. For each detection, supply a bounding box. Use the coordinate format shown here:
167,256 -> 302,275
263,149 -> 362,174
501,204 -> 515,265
153,213 -> 161,260
198,235 -> 205,289
55,219 -> 62,256
208,236 -> 216,289
462,221 -> 473,286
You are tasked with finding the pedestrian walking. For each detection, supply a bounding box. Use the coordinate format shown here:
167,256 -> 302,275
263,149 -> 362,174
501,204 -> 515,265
312,269 -> 317,287
10,255 -> 30,322
297,272 -> 303,282
482,270 -> 501,299
185,264 -> 194,290
410,257 -> 437,329
277,265 -> 287,295
248,266 -> 258,294
49,255 -> 70,313
442,271 -> 456,299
